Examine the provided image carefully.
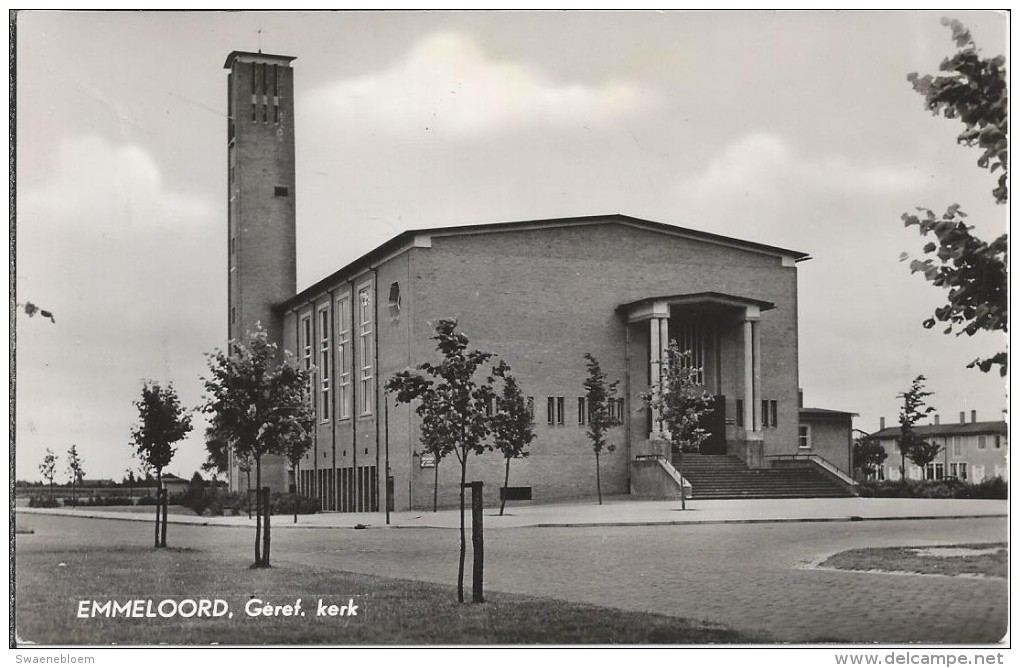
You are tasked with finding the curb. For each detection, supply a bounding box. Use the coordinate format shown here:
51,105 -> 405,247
15,508 -> 1007,531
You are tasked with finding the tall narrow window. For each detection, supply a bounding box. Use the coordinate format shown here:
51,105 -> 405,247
798,425 -> 811,449
675,319 -> 706,385
547,397 -> 555,426
526,397 -> 535,421
952,437 -> 962,456
577,397 -> 587,426
735,400 -> 744,427
318,306 -> 331,422
300,315 -> 312,372
770,400 -> 778,427
978,435 -> 987,450
358,285 -> 373,415
336,295 -> 351,419
761,400 -> 770,428
556,397 -> 565,425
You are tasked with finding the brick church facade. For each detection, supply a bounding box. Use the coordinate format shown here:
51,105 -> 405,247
223,51 -> 854,512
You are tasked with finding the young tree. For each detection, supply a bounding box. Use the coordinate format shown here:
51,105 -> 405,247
907,439 -> 943,480
900,18 -> 1008,376
39,449 -> 57,500
582,353 -> 622,506
66,444 -> 84,506
201,323 -> 314,567
640,342 -> 715,509
386,319 -> 496,603
491,364 -> 535,516
130,380 -> 193,547
202,428 -> 230,482
897,375 -> 937,482
283,429 -> 315,524
852,435 -> 888,479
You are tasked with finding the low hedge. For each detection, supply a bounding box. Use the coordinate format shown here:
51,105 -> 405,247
858,477 -> 1007,500
27,496 -> 59,508
170,488 -> 320,517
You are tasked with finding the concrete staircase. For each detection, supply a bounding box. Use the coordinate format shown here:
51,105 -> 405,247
675,453 -> 854,500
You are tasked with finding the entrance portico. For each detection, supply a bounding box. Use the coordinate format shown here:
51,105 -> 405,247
620,292 -> 774,466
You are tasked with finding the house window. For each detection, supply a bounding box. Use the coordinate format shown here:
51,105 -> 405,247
547,397 -> 564,425
978,435 -> 987,450
875,466 -> 885,481
925,463 -> 945,481
798,425 -> 811,449
578,397 -> 587,426
995,435 -> 1002,449
358,285 -> 373,415
950,462 -> 969,481
952,437 -> 962,457
336,296 -> 351,419
318,306 -> 331,422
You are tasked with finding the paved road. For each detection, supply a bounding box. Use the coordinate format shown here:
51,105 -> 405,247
16,514 -> 1008,644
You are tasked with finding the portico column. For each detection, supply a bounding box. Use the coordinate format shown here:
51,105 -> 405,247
649,317 -> 661,431
742,305 -> 761,432
743,319 -> 754,430
752,320 -> 762,432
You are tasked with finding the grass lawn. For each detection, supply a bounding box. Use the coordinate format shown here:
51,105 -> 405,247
16,543 -> 759,645
820,542 -> 1007,579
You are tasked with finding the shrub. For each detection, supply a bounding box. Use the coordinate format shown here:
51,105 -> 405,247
136,495 -> 159,506
28,496 -> 59,508
859,477 -> 1008,500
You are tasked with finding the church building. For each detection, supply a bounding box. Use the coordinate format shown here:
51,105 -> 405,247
223,50 -> 857,512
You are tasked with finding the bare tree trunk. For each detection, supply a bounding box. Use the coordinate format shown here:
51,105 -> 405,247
499,457 -> 511,516
457,454 -> 467,604
596,452 -> 602,505
433,458 -> 439,513
246,468 -> 252,519
676,451 -> 686,510
254,459 -> 262,567
292,465 -> 298,524
154,470 -> 161,548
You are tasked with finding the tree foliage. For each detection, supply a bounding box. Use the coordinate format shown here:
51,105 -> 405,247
852,435 -> 888,478
896,375 -> 937,482
65,444 -> 85,505
640,341 -> 715,509
582,353 -> 622,506
901,17 -> 1008,375
386,319 -> 497,603
642,342 -> 715,455
39,449 -> 57,493
201,323 -> 315,566
130,381 -> 193,486
490,364 -> 535,516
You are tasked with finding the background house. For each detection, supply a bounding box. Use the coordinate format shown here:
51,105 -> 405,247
869,411 -> 1008,482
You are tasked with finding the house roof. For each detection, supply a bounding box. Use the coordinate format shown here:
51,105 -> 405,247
870,421 -> 1008,439
278,214 -> 811,312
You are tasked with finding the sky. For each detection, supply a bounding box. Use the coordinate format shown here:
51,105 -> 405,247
13,10 -> 1009,482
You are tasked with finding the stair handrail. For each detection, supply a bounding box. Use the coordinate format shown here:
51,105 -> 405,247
765,453 -> 858,487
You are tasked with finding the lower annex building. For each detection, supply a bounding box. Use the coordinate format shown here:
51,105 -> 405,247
222,50 -> 857,511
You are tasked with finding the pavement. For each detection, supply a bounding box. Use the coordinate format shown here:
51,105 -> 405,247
16,495 -> 1008,530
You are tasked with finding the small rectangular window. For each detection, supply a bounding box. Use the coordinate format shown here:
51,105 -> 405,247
556,397 -> 565,426
577,397 -> 586,426
770,400 -> 778,428
547,397 -> 555,425
995,435 -> 1002,449
761,400 -> 770,428
798,425 -> 810,449
274,186 -> 289,197
978,435 -> 987,450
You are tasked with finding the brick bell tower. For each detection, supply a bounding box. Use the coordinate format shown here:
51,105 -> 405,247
224,51 -> 297,493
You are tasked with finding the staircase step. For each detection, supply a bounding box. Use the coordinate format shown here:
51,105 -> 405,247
675,453 -> 853,500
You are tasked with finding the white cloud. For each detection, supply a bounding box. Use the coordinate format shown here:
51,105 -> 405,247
19,135 -> 212,232
304,32 -> 663,138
